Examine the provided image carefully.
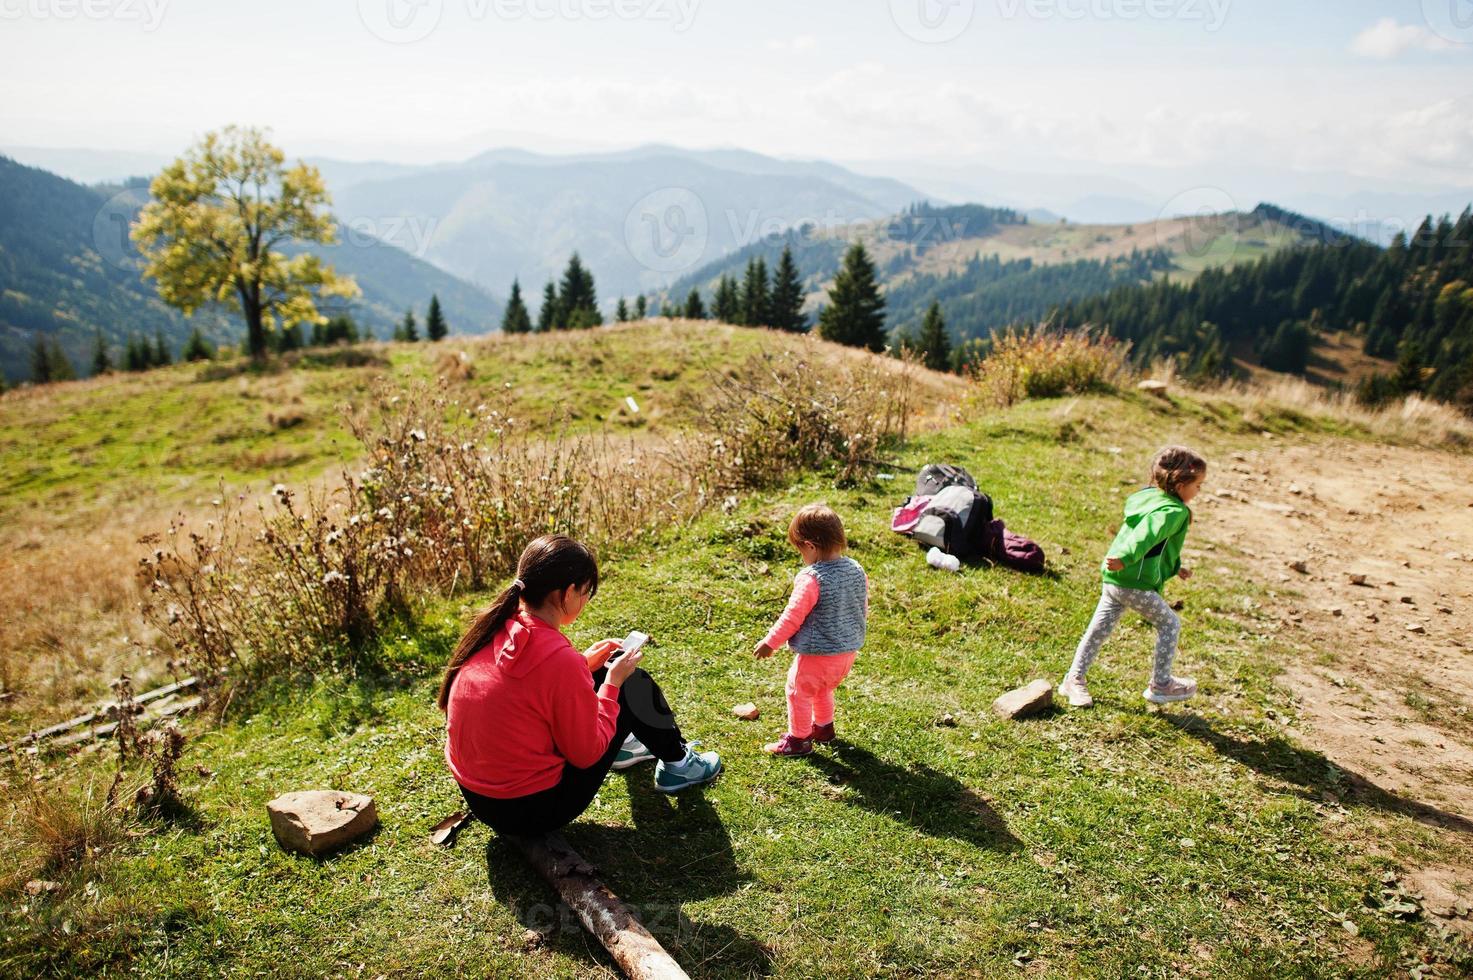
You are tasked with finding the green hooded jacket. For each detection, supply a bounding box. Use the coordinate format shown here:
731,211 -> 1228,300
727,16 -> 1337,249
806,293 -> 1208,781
1101,487 -> 1191,592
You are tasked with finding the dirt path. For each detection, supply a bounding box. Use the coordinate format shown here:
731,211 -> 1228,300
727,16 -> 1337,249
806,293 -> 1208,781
1200,440 -> 1473,925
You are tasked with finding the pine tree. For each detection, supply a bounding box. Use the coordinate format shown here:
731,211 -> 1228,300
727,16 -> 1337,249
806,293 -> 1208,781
501,280 -> 533,334
635,295 -> 648,319
47,338 -> 76,381
400,309 -> 419,342
558,253 -> 601,328
768,246 -> 807,332
182,327 -> 214,361
275,323 -> 304,353
91,329 -> 112,376
683,288 -> 706,320
615,297 -> 630,323
153,329 -> 171,366
426,294 -> 448,340
915,301 -> 951,372
125,335 -> 146,371
537,281 -> 560,332
818,242 -> 887,351
712,275 -> 740,323
30,332 -> 52,384
740,257 -> 769,327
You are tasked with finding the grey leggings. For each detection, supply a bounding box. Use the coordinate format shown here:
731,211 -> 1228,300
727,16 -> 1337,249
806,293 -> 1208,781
1067,584 -> 1180,688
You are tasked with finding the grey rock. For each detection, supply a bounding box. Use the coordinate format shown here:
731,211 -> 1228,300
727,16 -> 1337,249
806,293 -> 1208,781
992,680 -> 1054,720
268,790 -> 378,857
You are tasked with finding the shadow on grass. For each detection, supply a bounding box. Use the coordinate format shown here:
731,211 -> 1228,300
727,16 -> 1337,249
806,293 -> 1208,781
484,772 -> 774,978
806,740 -> 1023,852
1165,712 -> 1473,835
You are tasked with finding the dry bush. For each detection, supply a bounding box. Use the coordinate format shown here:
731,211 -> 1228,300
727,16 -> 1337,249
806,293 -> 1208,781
140,385 -> 705,681
680,341 -> 919,488
2,776 -> 122,892
1196,375 -> 1473,450
970,328 -> 1132,407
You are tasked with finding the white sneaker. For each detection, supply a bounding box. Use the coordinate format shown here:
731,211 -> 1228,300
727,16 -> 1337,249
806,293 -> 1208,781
1143,676 -> 1197,704
611,734 -> 655,770
1059,675 -> 1094,708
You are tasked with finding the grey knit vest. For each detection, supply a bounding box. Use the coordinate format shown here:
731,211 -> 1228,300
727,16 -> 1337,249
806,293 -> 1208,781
789,557 -> 867,655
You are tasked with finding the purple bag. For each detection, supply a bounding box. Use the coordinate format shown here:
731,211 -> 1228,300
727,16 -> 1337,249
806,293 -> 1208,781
980,519 -> 1046,574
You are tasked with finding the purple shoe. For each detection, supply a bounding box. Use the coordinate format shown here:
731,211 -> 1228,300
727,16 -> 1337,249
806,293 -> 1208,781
811,722 -> 836,743
764,734 -> 814,757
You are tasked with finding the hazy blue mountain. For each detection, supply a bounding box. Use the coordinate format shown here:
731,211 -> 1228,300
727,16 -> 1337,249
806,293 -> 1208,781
0,156 -> 500,383
330,147 -> 927,300
0,145 -> 170,185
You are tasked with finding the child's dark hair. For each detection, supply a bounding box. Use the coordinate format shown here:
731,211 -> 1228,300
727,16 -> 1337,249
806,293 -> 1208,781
437,534 -> 599,710
1149,446 -> 1207,498
788,504 -> 847,553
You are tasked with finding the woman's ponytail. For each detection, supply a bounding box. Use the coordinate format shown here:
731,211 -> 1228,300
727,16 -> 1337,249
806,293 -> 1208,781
437,535 -> 599,711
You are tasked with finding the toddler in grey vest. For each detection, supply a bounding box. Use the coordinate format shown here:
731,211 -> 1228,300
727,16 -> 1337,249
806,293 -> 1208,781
754,504 -> 869,756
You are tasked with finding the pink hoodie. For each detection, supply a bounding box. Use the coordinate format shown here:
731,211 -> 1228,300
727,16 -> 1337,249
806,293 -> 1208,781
445,609 -> 621,799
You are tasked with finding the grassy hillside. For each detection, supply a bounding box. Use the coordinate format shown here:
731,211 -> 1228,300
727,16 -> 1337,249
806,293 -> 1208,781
0,321 -> 964,730
3,368 -> 1469,977
666,203 -> 1331,347
0,156 -> 502,384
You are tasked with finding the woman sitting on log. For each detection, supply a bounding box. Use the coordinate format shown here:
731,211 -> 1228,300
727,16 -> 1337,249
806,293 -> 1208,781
440,534 -> 721,836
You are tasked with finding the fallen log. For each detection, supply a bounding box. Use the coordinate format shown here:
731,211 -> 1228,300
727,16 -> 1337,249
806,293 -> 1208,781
1,677 -> 197,753
512,832 -> 689,980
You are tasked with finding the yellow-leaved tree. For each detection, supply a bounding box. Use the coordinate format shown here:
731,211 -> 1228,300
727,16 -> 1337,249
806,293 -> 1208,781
132,126 -> 359,360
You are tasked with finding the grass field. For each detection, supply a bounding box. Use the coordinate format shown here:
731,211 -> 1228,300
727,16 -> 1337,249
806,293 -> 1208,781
0,323 -> 964,730
4,378 -> 1468,978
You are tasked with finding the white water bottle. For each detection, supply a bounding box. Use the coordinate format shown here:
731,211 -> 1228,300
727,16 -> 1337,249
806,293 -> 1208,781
927,547 -> 961,573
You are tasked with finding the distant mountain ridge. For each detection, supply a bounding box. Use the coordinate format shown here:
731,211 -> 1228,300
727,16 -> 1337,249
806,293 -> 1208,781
665,200 -> 1348,348
328,145 -> 931,301
0,155 -> 502,382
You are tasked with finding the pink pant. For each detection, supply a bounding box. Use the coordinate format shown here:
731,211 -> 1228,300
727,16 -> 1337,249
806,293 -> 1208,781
786,653 -> 857,738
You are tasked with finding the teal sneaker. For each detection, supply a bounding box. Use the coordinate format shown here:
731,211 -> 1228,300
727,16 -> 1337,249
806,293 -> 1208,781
653,745 -> 722,794
612,734 -> 655,771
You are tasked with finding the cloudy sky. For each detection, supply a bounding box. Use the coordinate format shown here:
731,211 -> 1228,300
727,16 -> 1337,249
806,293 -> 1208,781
3,0 -> 1471,194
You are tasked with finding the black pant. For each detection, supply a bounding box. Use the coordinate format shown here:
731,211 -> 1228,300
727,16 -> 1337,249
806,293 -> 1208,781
460,667 -> 685,837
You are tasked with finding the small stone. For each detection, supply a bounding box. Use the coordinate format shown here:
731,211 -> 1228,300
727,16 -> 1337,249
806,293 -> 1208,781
935,712 -> 959,728
991,679 -> 1054,720
1437,606 -> 1453,615
1329,607 -> 1343,617
1347,573 -> 1369,586
1406,623 -> 1427,635
1365,612 -> 1379,623
267,790 -> 378,857
731,702 -> 760,721
24,880 -> 61,896
1137,379 -> 1169,397
1400,595 -> 1415,605
1288,560 -> 1308,574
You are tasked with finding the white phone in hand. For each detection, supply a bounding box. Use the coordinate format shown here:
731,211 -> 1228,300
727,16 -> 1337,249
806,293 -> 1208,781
608,630 -> 649,665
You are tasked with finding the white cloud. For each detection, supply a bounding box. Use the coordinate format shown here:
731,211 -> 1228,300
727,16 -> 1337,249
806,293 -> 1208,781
1349,18 -> 1456,60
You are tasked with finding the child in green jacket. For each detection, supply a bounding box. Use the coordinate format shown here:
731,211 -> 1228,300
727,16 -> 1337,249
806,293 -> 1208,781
1060,446 -> 1207,708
